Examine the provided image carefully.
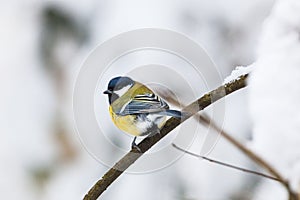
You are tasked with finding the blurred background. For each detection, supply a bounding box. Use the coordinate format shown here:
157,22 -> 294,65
0,0 -> 277,199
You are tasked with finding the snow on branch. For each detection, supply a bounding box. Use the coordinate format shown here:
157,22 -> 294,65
223,65 -> 254,84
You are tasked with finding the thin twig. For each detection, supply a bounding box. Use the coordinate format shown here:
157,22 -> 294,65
198,114 -> 298,200
83,74 -> 249,200
172,143 -> 282,182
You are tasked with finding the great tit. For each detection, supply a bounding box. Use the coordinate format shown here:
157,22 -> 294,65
103,76 -> 182,149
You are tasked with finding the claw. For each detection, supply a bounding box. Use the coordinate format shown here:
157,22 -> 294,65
131,137 -> 142,152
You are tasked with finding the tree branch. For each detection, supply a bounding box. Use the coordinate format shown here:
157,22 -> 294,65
83,74 -> 249,200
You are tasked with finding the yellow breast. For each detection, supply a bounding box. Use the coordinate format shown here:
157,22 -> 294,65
109,106 -> 141,136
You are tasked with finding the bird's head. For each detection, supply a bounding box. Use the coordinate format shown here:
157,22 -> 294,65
103,76 -> 134,104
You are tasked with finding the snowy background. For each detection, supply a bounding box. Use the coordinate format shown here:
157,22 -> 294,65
1,0 -> 299,199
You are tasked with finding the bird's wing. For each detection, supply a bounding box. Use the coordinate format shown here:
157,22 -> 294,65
117,93 -> 169,116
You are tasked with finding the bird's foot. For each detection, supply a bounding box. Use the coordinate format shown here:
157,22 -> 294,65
131,137 -> 142,152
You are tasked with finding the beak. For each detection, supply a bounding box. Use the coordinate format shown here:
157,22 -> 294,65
103,90 -> 112,95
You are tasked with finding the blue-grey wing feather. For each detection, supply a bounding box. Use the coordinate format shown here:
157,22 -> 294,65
118,93 -> 169,115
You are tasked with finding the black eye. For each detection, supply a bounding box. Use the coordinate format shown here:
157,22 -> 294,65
108,86 -> 114,92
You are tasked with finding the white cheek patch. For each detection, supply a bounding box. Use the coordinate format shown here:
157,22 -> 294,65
114,85 -> 131,97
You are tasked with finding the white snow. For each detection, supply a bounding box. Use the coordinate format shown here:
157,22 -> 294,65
249,0 -> 300,197
223,64 -> 254,84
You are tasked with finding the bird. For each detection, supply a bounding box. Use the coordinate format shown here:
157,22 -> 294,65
103,76 -> 182,150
